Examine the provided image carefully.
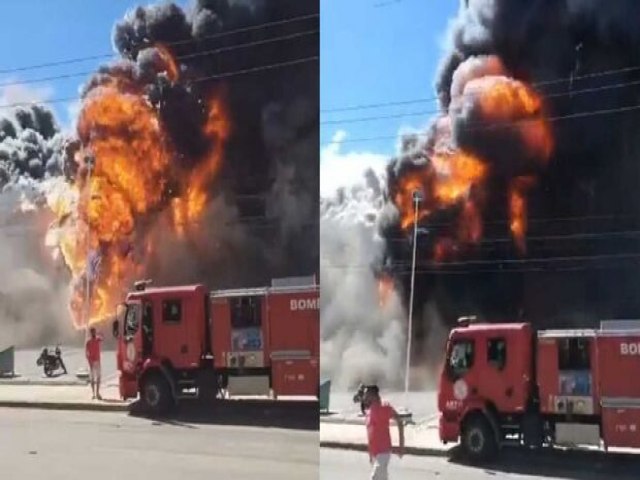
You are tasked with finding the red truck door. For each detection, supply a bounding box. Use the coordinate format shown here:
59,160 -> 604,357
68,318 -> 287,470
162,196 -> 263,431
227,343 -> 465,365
440,332 -> 480,413
121,300 -> 142,377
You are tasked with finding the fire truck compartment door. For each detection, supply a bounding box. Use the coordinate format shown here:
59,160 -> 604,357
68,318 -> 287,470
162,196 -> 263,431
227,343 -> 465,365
271,358 -> 318,396
227,375 -> 270,397
601,397 -> 640,448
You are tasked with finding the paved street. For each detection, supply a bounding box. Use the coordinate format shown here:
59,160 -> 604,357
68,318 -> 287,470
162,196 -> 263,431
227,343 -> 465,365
320,447 -> 640,480
0,408 -> 318,479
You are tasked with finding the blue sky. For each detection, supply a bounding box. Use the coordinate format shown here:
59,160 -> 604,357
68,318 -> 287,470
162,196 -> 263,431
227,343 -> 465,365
0,0 -> 185,129
320,0 -> 459,195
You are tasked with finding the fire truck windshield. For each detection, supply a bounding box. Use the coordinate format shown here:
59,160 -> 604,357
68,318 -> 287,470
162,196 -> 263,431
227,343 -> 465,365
447,339 -> 475,379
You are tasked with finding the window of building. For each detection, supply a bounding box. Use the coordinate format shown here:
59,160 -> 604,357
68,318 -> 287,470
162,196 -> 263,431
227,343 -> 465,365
558,337 -> 590,370
487,338 -> 507,371
448,339 -> 475,378
230,296 -> 262,329
162,299 -> 182,324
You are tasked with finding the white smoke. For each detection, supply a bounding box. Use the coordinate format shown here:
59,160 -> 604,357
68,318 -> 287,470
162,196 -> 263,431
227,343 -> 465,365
0,180 -> 75,349
320,131 -> 407,390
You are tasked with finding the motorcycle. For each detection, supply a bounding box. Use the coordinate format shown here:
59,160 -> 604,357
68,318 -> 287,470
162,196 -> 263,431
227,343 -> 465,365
36,346 -> 68,377
353,383 -> 368,416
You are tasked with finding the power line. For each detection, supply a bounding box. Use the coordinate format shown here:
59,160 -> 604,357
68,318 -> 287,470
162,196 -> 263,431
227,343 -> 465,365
320,77 -> 640,126
0,28 -> 319,90
383,229 -> 640,244
323,101 -> 640,144
0,54 -> 318,112
0,12 -> 319,75
322,252 -> 640,270
321,62 -> 640,114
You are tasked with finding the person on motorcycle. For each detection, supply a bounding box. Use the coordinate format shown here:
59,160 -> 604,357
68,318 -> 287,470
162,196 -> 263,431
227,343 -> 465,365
55,346 -> 68,375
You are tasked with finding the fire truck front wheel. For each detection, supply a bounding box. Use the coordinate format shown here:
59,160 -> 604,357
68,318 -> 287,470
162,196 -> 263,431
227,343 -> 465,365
461,414 -> 498,462
141,373 -> 173,416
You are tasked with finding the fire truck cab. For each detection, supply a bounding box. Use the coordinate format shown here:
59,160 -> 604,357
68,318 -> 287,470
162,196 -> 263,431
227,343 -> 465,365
438,318 -> 640,462
113,278 -> 319,414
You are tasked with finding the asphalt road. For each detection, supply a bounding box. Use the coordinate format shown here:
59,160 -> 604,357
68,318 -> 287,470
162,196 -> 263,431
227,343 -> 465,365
320,447 -> 640,480
0,408 -> 319,479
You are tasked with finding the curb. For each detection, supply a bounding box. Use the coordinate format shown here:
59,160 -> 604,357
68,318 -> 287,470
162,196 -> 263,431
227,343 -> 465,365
0,400 -> 130,412
320,415 -> 365,425
0,380 -> 88,387
319,441 -> 452,458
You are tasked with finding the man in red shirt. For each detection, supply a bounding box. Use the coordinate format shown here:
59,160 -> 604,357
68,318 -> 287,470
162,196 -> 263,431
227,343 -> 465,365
85,327 -> 103,400
363,385 -> 405,480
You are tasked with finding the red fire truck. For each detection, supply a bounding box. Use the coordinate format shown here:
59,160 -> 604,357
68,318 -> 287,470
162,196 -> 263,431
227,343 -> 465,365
112,277 -> 319,414
438,317 -> 640,461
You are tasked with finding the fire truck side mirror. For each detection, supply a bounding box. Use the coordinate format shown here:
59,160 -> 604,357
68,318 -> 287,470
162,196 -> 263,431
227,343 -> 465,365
112,320 -> 120,339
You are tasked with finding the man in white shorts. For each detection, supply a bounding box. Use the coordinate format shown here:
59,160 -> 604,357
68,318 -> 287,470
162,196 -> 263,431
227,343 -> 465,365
85,327 -> 103,400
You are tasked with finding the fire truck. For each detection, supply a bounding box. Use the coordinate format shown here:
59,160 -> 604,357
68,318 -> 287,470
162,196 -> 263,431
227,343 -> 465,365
438,317 -> 640,461
112,277 -> 319,414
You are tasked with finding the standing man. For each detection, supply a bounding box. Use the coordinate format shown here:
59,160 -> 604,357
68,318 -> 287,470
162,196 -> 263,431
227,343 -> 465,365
363,385 -> 405,480
85,327 -> 102,400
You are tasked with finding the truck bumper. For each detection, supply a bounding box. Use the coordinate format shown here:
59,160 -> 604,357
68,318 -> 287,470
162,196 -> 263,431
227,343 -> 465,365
439,414 -> 460,444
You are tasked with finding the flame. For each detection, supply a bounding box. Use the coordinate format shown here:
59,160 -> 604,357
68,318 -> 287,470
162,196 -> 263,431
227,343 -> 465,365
392,71 -> 553,261
48,45 -> 230,330
155,44 -> 180,83
171,97 -> 230,237
377,275 -> 394,308
469,76 -> 553,162
509,176 -> 536,254
393,148 -> 487,251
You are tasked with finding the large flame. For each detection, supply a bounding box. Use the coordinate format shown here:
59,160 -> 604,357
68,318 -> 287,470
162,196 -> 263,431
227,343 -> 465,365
392,67 -> 552,261
48,46 -> 230,330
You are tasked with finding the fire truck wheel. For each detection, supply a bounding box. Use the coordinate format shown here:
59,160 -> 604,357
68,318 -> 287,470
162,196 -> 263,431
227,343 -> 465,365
142,373 -> 172,416
461,414 -> 498,462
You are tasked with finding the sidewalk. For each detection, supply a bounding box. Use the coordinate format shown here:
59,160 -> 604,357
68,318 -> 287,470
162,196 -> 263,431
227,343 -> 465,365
320,413 -> 454,457
0,383 -> 131,412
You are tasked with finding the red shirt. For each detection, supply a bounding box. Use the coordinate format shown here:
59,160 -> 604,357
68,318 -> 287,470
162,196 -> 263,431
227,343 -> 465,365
366,402 -> 394,456
85,337 -> 102,363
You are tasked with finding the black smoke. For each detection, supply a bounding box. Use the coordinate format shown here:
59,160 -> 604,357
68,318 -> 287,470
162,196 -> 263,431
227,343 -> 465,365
0,104 -> 66,187
76,0 -> 319,288
380,0 -> 640,362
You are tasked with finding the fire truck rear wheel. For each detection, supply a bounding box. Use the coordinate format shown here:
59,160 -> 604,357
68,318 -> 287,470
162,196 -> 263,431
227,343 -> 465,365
142,373 -> 172,416
462,414 -> 498,462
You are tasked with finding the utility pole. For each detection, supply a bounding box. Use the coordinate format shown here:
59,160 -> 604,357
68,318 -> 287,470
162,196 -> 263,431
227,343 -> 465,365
84,155 -> 95,337
404,189 -> 423,405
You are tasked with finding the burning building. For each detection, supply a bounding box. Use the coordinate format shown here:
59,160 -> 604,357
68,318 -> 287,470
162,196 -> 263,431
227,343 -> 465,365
381,0 -> 640,364
321,0 -> 640,387
2,0 -> 318,337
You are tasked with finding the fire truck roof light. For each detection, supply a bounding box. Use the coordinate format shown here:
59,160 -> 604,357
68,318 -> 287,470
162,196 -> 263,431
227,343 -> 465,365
457,316 -> 478,327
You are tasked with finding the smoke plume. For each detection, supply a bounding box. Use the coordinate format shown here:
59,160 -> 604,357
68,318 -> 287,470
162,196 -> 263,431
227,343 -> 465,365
1,0 -> 318,341
320,169 -> 407,389
382,0 -> 640,347
322,0 -> 640,382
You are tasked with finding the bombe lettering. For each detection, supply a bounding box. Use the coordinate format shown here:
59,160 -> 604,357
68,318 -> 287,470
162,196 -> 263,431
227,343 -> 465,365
620,342 -> 640,356
290,298 -> 319,311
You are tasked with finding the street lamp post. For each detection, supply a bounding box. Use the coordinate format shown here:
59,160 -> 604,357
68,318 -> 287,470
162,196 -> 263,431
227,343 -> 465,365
84,155 -> 95,337
404,190 -> 423,404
